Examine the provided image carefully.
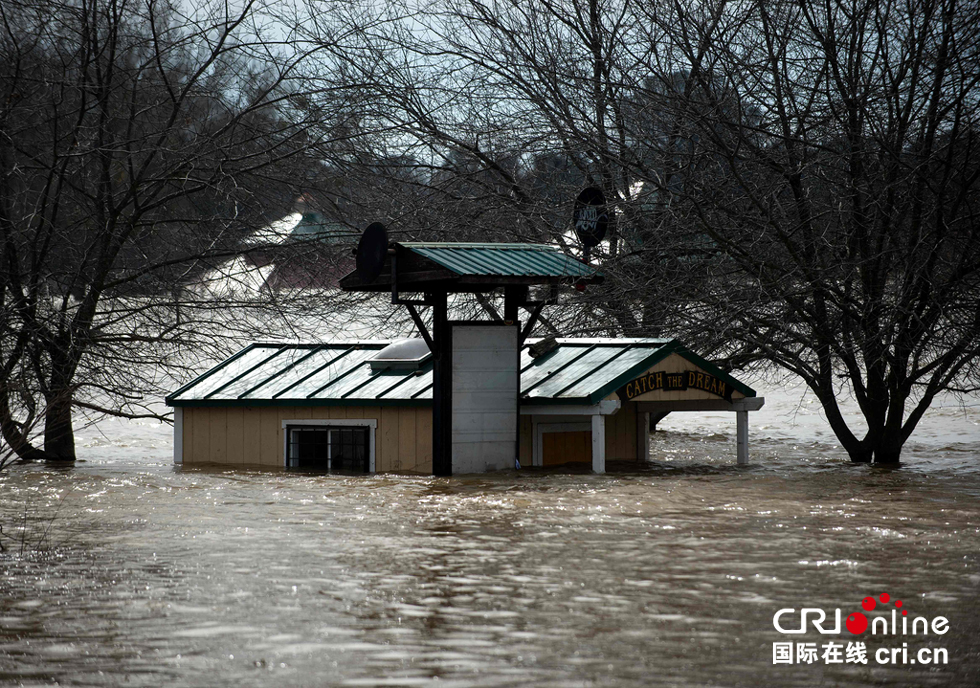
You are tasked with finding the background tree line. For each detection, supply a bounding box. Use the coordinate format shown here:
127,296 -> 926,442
2,0 -> 978,465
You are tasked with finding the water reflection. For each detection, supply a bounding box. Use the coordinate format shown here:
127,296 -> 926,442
2,434 -> 980,686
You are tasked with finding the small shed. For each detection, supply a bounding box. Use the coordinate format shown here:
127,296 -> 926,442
166,338 -> 763,473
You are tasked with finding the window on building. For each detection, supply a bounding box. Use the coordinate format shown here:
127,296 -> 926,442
286,425 -> 369,472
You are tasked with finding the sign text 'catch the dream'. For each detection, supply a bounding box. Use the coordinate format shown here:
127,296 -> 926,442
617,370 -> 734,402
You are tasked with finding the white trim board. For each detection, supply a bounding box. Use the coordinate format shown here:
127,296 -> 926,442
173,407 -> 183,464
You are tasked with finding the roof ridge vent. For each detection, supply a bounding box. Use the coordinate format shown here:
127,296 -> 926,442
369,338 -> 431,371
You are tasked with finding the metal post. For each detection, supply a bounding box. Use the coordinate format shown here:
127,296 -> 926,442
431,292 -> 452,476
591,413 -> 606,474
503,286 -> 524,469
736,409 -> 749,465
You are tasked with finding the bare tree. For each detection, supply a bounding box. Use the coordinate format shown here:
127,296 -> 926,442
290,0 -> 663,333
290,0 -> 980,463
0,0 -> 358,462
620,0 -> 980,462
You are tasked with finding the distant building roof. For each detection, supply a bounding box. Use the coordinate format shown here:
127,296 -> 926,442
166,338 -> 755,407
288,212 -> 350,244
244,212 -> 350,248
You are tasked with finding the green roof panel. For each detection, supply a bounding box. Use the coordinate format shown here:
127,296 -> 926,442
166,338 -> 754,407
218,346 -> 313,399
557,348 -> 656,399
526,345 -> 628,399
242,346 -> 356,399
519,345 -> 595,392
173,346 -> 282,401
401,243 -> 598,279
379,365 -> 433,400
286,349 -> 380,399
320,361 -> 390,400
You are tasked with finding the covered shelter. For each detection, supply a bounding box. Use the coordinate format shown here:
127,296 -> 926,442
339,241 -> 603,476
166,338 -> 763,472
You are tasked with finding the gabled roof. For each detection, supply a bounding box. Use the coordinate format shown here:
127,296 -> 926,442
518,338 -> 755,403
339,242 -> 602,292
166,338 -> 755,407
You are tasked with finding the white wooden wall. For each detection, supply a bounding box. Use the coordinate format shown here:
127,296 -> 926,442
451,325 -> 519,473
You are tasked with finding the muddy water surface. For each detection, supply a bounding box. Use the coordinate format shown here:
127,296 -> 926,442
2,386 -> 979,687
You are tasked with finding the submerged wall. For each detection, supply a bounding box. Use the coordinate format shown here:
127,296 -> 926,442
179,401 -> 646,473
179,405 -> 433,473
518,400 -> 643,467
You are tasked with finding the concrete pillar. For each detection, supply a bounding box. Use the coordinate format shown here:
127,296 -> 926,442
591,413 -> 606,474
636,410 -> 649,462
736,409 -> 749,465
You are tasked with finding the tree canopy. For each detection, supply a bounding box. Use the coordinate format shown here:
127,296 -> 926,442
292,0 -> 980,463
0,0 -> 339,460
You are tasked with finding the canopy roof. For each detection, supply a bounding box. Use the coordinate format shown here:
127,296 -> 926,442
339,242 -> 602,292
167,338 -> 755,408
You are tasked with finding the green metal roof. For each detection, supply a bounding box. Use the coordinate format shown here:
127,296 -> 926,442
167,339 -> 755,407
339,241 -> 602,292
398,243 -> 598,279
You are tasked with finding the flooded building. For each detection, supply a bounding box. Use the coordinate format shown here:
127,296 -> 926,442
166,337 -> 762,473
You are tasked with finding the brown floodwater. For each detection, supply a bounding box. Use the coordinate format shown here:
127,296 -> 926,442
2,387 -> 979,687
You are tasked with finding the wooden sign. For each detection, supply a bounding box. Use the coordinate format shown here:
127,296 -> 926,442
617,369 -> 733,402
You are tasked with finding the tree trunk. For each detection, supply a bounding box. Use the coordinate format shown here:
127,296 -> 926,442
848,446 -> 874,463
0,382 -> 53,461
42,389 -> 76,461
866,397 -> 907,464
873,449 -> 902,464
873,434 -> 904,464
811,384 -> 874,463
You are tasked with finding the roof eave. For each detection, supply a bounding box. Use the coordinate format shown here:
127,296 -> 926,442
521,396 -> 593,405
339,271 -> 603,292
168,397 -> 432,408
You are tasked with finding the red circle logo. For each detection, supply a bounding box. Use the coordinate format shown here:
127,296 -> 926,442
846,612 -> 868,634
861,596 -> 876,611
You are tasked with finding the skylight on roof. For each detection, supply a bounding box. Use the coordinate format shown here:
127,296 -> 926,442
370,339 -> 431,371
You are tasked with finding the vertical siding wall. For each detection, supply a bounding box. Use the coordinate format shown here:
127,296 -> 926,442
516,402 -> 641,465
605,401 -> 639,461
180,405 -> 433,473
